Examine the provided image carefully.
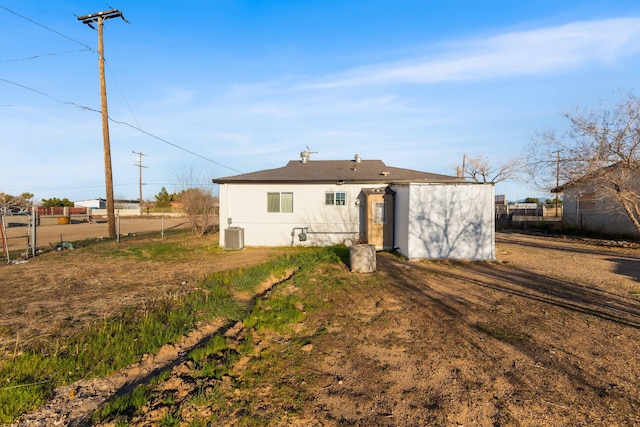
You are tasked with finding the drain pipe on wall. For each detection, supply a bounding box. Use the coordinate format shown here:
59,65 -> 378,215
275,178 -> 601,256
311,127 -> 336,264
290,227 -> 360,245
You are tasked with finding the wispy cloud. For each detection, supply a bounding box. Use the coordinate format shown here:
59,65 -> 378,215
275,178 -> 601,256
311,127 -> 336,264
299,17 -> 640,89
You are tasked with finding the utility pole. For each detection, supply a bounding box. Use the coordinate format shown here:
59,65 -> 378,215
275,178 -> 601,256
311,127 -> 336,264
461,154 -> 466,179
554,149 -> 561,217
133,151 -> 148,216
78,9 -> 127,239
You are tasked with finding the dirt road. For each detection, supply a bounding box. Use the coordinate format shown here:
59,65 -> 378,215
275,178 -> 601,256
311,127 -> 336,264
34,217 -> 190,248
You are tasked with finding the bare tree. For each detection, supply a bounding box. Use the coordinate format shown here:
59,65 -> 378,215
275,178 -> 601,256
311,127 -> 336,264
463,155 -> 521,183
175,170 -> 219,237
0,192 -> 33,214
525,92 -> 640,232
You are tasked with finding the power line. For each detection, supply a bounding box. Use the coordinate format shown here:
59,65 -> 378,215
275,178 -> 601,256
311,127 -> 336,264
0,48 -> 92,63
0,77 -> 95,111
112,119 -> 244,174
0,5 -> 94,51
105,58 -> 141,128
1,6 -> 244,175
0,76 -> 244,174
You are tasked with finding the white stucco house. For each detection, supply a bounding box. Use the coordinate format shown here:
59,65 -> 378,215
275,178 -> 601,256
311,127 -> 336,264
213,154 -> 495,260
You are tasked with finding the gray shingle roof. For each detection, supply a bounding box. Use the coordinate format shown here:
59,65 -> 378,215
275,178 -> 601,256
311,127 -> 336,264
213,160 -> 463,184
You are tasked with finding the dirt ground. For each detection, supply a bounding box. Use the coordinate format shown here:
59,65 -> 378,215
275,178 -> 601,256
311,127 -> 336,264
0,227 -> 282,352
3,231 -> 640,426
302,233 -> 640,426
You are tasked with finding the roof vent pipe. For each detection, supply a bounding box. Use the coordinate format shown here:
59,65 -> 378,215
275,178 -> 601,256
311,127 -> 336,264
300,146 -> 317,163
354,154 -> 362,163
300,151 -> 310,163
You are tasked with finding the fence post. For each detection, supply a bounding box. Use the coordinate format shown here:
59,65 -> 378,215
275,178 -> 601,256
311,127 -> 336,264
1,215 -> 8,263
161,211 -> 165,238
25,210 -> 31,258
31,206 -> 37,258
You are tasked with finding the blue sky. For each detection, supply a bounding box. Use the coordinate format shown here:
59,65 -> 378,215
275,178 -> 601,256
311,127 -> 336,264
2,0 -> 640,203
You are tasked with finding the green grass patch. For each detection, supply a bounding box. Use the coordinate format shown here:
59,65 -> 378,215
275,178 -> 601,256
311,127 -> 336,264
188,335 -> 238,381
91,233 -> 219,261
187,334 -> 229,363
243,295 -> 306,334
180,256 -> 351,423
92,383 -> 149,423
1,245 -> 341,424
160,411 -> 182,426
92,368 -> 173,424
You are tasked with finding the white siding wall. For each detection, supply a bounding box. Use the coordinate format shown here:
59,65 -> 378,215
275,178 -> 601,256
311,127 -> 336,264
391,185 -> 411,253
219,183 -> 370,247
396,183 -> 495,260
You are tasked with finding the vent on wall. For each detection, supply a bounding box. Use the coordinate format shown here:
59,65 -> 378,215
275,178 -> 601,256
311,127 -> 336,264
224,227 -> 244,250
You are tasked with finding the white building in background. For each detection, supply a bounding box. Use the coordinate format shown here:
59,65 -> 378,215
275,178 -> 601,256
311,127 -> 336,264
74,198 -> 106,209
74,198 -> 141,217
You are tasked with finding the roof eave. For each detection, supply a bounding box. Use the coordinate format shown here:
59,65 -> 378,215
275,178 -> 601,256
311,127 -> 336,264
214,179 -> 398,185
214,178 -> 465,185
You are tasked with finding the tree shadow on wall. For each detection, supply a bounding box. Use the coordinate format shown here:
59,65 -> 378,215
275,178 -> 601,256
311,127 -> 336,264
409,186 -> 493,260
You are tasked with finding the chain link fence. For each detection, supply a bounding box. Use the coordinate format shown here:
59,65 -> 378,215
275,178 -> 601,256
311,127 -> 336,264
1,212 -> 35,263
1,210 -> 196,264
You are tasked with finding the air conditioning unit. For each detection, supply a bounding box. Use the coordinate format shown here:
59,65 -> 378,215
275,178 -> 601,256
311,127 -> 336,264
224,227 -> 244,250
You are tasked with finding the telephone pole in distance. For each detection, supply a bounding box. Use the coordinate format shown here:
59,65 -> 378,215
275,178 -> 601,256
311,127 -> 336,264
133,151 -> 148,216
